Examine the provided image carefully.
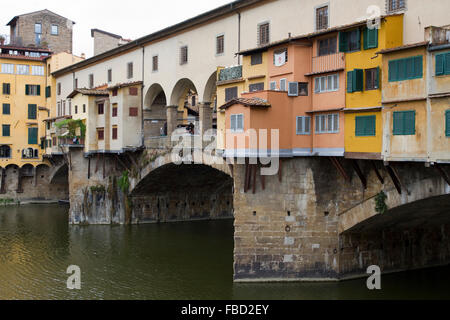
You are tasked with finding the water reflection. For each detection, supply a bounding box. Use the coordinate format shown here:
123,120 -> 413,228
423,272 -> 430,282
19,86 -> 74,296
0,205 -> 449,300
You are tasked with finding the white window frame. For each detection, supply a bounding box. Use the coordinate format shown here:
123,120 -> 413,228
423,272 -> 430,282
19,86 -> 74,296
314,73 -> 339,93
270,81 -> 277,91
51,25 -> 59,35
315,113 -> 339,134
231,114 -> 244,133
296,116 -> 311,135
16,65 -> 29,75
31,65 -> 44,76
280,78 -> 287,91
1,64 -> 14,74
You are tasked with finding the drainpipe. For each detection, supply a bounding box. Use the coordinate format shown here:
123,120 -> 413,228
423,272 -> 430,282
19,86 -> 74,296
238,12 -> 241,65
141,46 -> 145,148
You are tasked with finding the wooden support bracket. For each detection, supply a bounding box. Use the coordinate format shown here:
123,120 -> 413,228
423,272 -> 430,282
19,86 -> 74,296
435,164 -> 450,186
330,157 -> 350,183
385,165 -> 402,195
351,159 -> 367,189
252,164 -> 257,194
371,160 -> 384,184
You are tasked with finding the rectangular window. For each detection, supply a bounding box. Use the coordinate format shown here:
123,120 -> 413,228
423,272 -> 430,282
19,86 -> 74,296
339,29 -> 361,53
315,74 -> 339,93
446,110 -> 450,137
31,65 -> 44,76
46,86 -> 51,98
316,5 -> 329,31
97,128 -> 104,141
1,64 -> 14,74
270,81 -> 277,91
318,37 -> 337,56
389,56 -> 423,81
35,23 -> 42,34
17,65 -> 29,75
25,85 -> 41,96
315,114 -> 339,133
112,126 -> 118,140
258,22 -> 270,46
112,104 -> 118,117
3,83 -> 11,95
89,74 -> 94,88
129,107 -> 138,117
216,35 -> 224,55
51,25 -> 58,35
231,114 -> 244,132
273,48 -> 288,66
112,89 -> 118,97
249,82 -> 264,92
108,69 -> 112,83
2,124 -> 10,137
365,68 -> 380,90
57,83 -> 61,95
296,116 -> 311,135
388,0 -> 406,12
225,87 -> 238,102
98,103 -> 104,115
180,46 -> 188,65
363,27 -> 379,50
28,104 -> 37,120
127,62 -> 133,79
347,69 -> 364,93
280,78 -> 287,91
251,53 -> 263,65
129,87 -> 138,96
299,83 -> 309,96
74,105 -> 78,114
28,127 -> 38,145
83,104 -> 86,113
435,52 -> 450,76
2,103 -> 10,115
74,78 -> 78,89
152,55 -> 158,72
355,115 -> 376,136
393,110 -> 416,135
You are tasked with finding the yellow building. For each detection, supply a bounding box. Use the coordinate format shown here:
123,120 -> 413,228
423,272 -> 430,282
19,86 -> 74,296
343,14 -> 403,160
0,45 -> 50,170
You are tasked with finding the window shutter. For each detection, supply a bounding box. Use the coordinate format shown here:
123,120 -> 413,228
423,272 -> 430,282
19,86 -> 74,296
436,54 -> 445,76
398,59 -> 407,80
231,115 -> 236,131
364,28 -> 378,50
355,69 -> 364,91
28,104 -> 37,119
363,28 -> 368,50
355,28 -> 361,51
28,128 -> 38,145
393,112 -> 403,135
404,110 -> 416,135
37,85 -> 41,96
355,117 -> 364,136
25,84 -> 30,95
444,109 -> 450,137
389,60 -> 396,81
445,53 -> 450,75
414,56 -> 423,78
288,82 -> 299,96
297,117 -> 303,134
339,32 -> 348,52
347,71 -> 353,93
375,67 -> 380,89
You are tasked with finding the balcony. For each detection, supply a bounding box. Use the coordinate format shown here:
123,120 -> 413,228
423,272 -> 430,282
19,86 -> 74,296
310,53 -> 345,75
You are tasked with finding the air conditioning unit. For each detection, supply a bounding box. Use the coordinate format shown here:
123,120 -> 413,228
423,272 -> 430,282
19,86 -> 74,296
288,82 -> 299,97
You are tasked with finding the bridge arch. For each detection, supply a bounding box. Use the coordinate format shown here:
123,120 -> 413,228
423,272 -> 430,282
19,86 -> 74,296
169,78 -> 197,107
144,83 -> 167,110
202,71 -> 217,104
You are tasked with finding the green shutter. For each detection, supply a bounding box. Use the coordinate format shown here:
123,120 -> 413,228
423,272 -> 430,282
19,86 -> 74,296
355,116 -> 376,136
393,111 -> 415,135
398,59 -> 406,80
389,60 -> 396,81
445,53 -> 450,75
37,85 -> 41,96
28,104 -> 37,119
374,67 -> 380,89
446,110 -> 450,137
2,125 -> 10,137
436,54 -> 445,76
45,86 -> 51,98
355,69 -> 364,92
363,28 -> 368,50
3,103 -> 10,115
406,57 -> 415,79
364,28 -> 378,50
414,56 -> 423,79
347,71 -> 353,93
28,128 -> 38,145
393,112 -> 403,135
25,84 -> 30,95
339,32 -> 348,52
355,28 -> 361,51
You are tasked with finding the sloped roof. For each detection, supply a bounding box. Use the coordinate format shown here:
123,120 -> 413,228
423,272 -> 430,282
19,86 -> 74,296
67,88 -> 109,99
7,9 -> 75,26
107,81 -> 143,90
220,97 -> 271,110
91,29 -> 123,39
377,41 -> 429,54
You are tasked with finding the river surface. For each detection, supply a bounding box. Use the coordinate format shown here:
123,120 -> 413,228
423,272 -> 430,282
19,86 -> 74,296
0,204 -> 449,300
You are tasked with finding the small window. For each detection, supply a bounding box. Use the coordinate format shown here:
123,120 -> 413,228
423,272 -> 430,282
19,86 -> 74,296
2,83 -> 11,95
129,107 -> 138,117
347,69 -> 364,93
249,82 -> 264,92
129,87 -> 138,96
152,55 -> 158,72
2,103 -> 10,115
83,104 -> 86,113
2,124 -> 11,137
57,83 -> 61,95
393,110 -> 415,135
17,65 -> 29,75
251,53 -> 263,65
97,128 -> 105,141
299,83 -> 308,96
315,74 -> 339,93
273,48 -> 288,66
339,29 -> 361,53
280,79 -> 287,91
270,81 -> 277,91
112,89 -> 118,97
25,85 -> 40,96
35,23 -> 42,34
318,37 -> 337,56
89,74 -> 94,88
296,116 -> 311,135
112,104 -> 118,117
1,64 -> 14,74
127,62 -> 133,79
51,25 -> 58,35
225,87 -> 238,102
112,126 -> 118,140
45,86 -> 51,98
365,68 -> 380,90
315,114 -> 339,134
98,103 -> 104,115
316,5 -> 329,31
28,128 -> 38,145
31,66 -> 44,76
180,46 -> 188,65
74,78 -> 78,89
108,69 -> 112,83
192,96 -> 196,106
355,116 -> 376,136
258,22 -> 270,46
387,0 -> 406,13
74,105 -> 78,114
216,35 -> 224,55
435,52 -> 450,76
231,114 -> 244,132
28,104 -> 37,120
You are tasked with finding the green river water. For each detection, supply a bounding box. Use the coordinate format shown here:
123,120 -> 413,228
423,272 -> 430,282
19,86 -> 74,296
0,204 -> 449,300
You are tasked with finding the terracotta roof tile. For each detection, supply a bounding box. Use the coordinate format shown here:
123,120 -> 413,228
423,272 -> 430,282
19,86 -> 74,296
67,88 -> 109,99
220,97 -> 271,110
